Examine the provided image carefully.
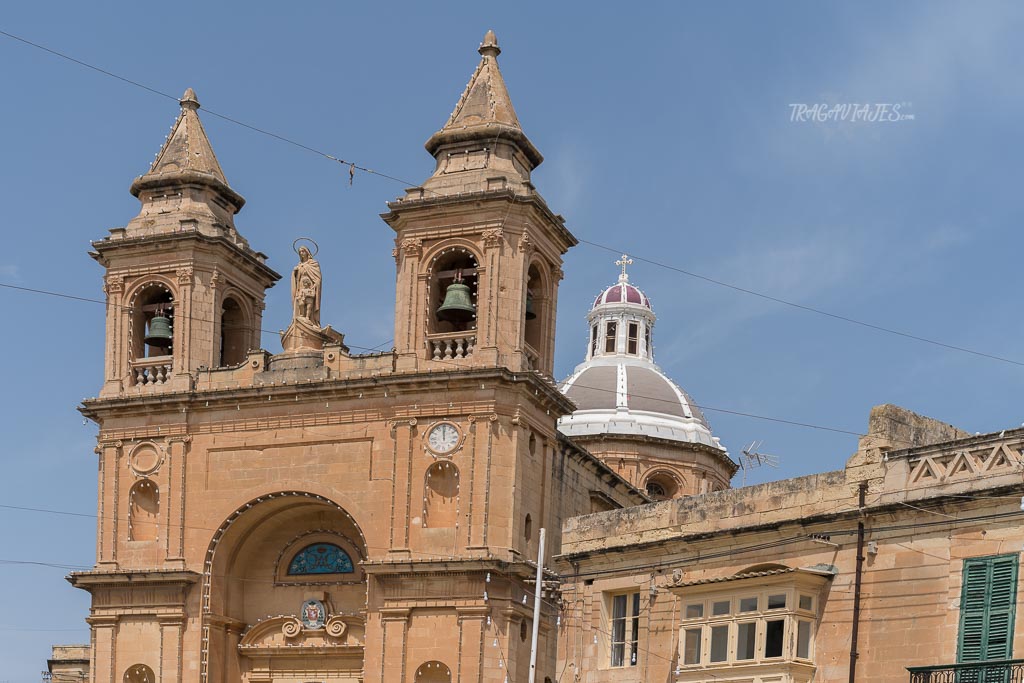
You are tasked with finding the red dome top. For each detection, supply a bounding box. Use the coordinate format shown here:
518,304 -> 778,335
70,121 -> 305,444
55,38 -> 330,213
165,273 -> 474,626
593,280 -> 652,309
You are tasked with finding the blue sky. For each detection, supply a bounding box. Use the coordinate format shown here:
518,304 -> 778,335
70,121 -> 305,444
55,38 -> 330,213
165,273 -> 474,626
1,1 -> 1023,676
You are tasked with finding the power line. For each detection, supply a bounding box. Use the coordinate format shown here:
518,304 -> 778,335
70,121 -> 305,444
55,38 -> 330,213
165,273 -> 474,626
0,28 -> 417,189
0,278 -> 874,439
2,27 -> 1021,371
580,240 -> 1024,367
0,281 -> 390,354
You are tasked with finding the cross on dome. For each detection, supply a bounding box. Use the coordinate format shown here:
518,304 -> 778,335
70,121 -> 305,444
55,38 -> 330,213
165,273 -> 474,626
616,254 -> 633,282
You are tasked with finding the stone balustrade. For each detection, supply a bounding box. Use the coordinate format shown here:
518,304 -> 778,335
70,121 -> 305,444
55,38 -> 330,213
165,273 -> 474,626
130,356 -> 173,386
426,332 -> 475,360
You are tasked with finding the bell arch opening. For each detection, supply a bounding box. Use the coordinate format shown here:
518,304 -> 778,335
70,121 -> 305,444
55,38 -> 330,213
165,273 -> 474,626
428,247 -> 479,336
219,296 -> 250,367
201,492 -> 368,683
130,283 -> 174,360
523,262 -> 550,372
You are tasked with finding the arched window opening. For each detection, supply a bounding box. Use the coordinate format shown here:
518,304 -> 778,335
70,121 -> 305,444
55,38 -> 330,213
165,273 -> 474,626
128,480 -> 159,542
124,664 -> 155,683
627,322 -> 640,355
524,264 -> 545,351
423,461 -> 460,528
219,297 -> 248,367
604,321 -> 617,353
414,661 -> 452,683
287,543 -> 355,575
131,284 -> 174,360
524,513 -> 533,541
520,619 -> 529,641
644,472 -> 680,501
430,249 -> 479,335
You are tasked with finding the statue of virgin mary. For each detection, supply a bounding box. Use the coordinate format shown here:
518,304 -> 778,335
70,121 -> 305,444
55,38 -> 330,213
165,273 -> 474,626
291,245 -> 322,326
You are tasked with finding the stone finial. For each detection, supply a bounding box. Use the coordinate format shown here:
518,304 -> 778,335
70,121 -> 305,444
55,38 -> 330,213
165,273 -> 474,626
179,87 -> 200,111
479,29 -> 500,57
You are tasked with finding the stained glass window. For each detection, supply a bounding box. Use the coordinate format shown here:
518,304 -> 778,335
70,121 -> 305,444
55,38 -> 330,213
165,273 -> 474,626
287,543 -> 354,575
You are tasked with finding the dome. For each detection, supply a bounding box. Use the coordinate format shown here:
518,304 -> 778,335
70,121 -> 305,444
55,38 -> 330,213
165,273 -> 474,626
558,357 -> 723,449
558,254 -> 726,454
593,280 -> 651,310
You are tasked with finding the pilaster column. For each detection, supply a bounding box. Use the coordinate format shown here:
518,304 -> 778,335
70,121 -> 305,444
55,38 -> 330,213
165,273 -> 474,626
87,616 -> 118,683
379,608 -> 410,683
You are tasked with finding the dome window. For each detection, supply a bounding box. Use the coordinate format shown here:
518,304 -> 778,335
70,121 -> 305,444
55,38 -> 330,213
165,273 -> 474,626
604,322 -> 617,353
627,322 -> 639,355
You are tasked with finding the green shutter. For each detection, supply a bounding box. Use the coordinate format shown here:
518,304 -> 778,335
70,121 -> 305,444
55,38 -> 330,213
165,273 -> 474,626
957,554 -> 1019,663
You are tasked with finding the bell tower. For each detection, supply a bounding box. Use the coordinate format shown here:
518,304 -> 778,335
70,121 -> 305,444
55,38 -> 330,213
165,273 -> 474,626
383,30 -> 576,376
90,89 -> 279,397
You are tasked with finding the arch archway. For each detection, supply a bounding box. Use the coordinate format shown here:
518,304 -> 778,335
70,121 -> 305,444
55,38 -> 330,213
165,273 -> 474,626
124,664 -> 155,683
128,479 -> 159,542
414,660 -> 452,682
643,470 -> 682,501
200,492 -> 368,683
423,461 -> 460,528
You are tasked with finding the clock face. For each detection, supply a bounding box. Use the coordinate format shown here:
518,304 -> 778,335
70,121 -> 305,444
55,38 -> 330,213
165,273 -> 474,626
427,423 -> 460,454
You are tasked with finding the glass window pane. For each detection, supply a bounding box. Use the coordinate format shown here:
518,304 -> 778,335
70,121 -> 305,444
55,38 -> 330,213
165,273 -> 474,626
683,628 -> 702,664
611,640 -> 624,667
799,595 -> 814,611
739,596 -> 758,612
737,622 -> 756,660
710,625 -> 729,662
767,593 -> 787,609
797,620 -> 811,659
612,594 -> 626,619
712,600 -> 730,616
605,322 -> 617,352
765,619 -> 785,658
685,603 -> 703,619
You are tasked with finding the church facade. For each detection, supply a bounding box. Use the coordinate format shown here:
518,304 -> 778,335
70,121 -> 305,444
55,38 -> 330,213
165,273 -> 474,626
74,31 -> 644,683
63,30 -> 1024,683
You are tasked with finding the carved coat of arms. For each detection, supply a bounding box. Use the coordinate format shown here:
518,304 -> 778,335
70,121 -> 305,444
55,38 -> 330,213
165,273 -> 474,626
300,598 -> 326,629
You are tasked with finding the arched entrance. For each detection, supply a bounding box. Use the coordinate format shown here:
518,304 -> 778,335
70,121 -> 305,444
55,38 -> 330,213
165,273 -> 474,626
200,492 -> 367,683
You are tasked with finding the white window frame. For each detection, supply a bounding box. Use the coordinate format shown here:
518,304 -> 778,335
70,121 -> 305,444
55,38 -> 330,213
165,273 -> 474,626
676,577 -> 822,674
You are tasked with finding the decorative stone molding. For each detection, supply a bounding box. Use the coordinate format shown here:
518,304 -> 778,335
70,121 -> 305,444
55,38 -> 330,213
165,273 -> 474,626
104,275 -> 124,294
518,231 -> 533,254
176,267 -> 194,285
400,238 -> 423,258
552,265 -> 565,282
209,269 -> 222,289
907,440 -> 1024,487
482,228 -> 504,249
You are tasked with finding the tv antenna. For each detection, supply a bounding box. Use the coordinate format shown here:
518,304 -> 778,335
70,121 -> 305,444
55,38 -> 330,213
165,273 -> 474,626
738,441 -> 780,486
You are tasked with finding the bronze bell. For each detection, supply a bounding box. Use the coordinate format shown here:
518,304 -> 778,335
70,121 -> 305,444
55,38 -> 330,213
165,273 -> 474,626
144,314 -> 173,347
436,281 -> 475,323
525,291 -> 537,320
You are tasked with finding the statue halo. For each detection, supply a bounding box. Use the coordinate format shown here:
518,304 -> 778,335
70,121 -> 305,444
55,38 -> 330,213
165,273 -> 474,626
292,237 -> 320,258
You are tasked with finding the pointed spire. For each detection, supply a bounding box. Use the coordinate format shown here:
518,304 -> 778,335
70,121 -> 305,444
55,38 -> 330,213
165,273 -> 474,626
424,30 -> 542,170
130,88 -> 244,212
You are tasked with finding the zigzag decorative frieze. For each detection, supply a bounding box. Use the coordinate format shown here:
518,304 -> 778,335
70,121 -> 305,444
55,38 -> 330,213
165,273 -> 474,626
908,441 -> 1024,486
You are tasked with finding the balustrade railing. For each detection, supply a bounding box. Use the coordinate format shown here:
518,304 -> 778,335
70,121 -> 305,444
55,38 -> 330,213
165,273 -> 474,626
426,333 -> 475,360
130,356 -> 173,387
908,660 -> 1024,683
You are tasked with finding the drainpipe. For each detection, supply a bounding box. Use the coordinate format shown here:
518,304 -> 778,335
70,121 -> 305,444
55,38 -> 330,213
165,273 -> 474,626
849,482 -> 867,683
